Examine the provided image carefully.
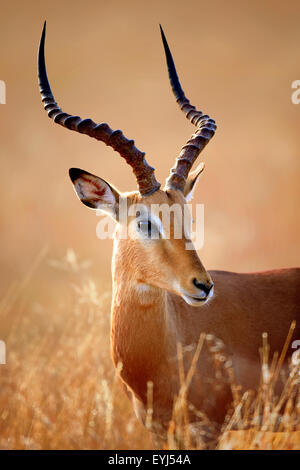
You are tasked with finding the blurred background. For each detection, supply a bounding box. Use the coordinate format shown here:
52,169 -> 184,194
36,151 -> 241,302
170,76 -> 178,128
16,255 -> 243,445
0,0 -> 299,449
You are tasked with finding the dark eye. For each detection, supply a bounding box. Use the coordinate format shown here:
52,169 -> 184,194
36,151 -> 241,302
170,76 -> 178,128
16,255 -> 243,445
137,220 -> 152,237
137,219 -> 160,239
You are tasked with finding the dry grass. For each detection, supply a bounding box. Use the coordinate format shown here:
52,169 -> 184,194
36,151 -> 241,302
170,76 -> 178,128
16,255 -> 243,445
0,248 -> 299,450
166,325 -> 300,450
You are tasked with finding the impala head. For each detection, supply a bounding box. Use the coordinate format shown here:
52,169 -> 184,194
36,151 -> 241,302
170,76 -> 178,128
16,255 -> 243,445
38,23 -> 216,305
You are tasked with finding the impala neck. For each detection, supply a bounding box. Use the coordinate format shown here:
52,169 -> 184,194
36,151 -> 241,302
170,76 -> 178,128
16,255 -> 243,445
111,239 -> 175,402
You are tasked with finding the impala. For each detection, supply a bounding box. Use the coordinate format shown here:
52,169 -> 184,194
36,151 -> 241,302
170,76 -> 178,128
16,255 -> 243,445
38,23 -> 300,443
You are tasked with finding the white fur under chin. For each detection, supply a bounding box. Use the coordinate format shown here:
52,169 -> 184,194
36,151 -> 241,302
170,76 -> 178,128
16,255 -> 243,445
134,283 -> 158,305
134,283 -> 215,307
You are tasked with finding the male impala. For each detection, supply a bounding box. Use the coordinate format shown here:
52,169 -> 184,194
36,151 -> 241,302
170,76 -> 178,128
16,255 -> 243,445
38,23 -> 300,442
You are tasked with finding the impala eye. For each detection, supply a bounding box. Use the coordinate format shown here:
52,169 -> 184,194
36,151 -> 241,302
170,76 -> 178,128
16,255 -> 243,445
137,220 -> 152,236
137,220 -> 159,239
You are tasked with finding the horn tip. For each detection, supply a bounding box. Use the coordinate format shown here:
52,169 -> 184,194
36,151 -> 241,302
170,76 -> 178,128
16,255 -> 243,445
159,24 -> 167,43
42,20 -> 46,37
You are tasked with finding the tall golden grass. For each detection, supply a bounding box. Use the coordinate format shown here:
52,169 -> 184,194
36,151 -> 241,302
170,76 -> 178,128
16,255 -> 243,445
0,248 -> 299,450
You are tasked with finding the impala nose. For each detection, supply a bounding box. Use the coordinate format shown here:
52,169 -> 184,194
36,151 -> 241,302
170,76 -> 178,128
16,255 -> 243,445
192,278 -> 214,297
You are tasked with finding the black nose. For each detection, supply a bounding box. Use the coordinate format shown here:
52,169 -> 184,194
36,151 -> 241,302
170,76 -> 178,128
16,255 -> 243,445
193,278 -> 213,296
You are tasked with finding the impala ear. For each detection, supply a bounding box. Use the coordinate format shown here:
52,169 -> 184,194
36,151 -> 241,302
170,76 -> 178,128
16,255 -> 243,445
69,168 -> 120,219
184,162 -> 205,201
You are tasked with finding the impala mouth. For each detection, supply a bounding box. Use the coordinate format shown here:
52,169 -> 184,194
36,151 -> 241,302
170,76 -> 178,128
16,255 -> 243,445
181,286 -> 214,306
181,293 -> 208,306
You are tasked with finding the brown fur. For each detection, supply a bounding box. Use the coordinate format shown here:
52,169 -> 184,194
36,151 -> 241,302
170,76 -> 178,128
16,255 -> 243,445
109,189 -> 300,434
70,176 -> 300,438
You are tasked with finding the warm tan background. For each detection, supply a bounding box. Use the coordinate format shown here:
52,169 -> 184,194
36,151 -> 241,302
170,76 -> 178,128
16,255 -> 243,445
1,0 -> 300,291
0,0 -> 299,450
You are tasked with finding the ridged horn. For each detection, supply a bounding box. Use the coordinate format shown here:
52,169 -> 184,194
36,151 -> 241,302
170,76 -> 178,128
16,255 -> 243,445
160,25 -> 216,192
38,21 -> 161,196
